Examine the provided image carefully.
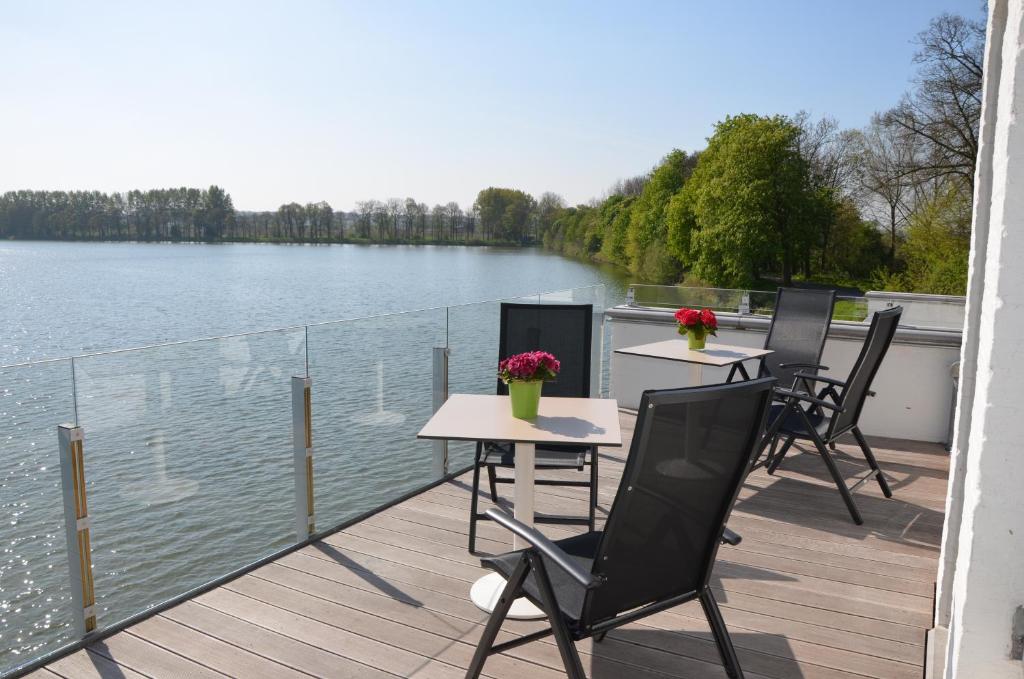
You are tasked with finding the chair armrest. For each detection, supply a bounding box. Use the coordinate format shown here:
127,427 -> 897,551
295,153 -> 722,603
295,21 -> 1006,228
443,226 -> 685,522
793,372 -> 875,397
779,362 -> 830,371
485,509 -> 603,590
793,372 -> 846,387
721,527 -> 742,546
774,388 -> 845,412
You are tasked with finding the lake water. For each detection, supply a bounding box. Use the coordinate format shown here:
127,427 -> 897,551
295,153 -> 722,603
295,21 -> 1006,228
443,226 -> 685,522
0,241 -> 628,673
0,241 -> 627,363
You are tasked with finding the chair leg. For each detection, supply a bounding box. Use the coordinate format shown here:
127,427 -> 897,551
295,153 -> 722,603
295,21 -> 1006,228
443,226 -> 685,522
811,434 -> 863,525
767,436 -> 795,474
487,465 -> 498,502
593,631 -> 607,643
469,442 -> 483,554
852,427 -> 892,498
466,554 -> 531,679
761,434 -> 780,470
588,446 -> 599,531
529,553 -> 586,679
699,588 -> 743,679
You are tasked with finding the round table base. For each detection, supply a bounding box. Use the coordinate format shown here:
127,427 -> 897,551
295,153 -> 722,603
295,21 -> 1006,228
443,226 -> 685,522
470,572 -> 546,620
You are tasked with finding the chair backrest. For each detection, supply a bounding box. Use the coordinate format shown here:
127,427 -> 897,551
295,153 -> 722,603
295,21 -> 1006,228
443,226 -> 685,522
581,378 -> 774,626
828,306 -> 903,437
496,303 -> 592,398
760,288 -> 836,387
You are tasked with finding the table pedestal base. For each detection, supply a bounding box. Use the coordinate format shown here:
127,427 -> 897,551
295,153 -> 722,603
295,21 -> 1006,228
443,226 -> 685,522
470,572 -> 546,620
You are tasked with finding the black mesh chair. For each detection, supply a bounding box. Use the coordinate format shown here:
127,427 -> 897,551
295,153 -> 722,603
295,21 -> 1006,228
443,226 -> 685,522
468,303 -> 598,554
466,378 -> 775,679
759,307 -> 903,525
727,287 -> 836,388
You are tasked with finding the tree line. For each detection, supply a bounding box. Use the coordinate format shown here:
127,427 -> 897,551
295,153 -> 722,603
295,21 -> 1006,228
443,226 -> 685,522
0,187 -> 236,242
538,11 -> 980,295
0,187 -> 540,246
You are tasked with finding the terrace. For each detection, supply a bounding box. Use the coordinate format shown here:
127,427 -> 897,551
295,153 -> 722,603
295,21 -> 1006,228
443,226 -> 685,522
24,411 -> 945,679
3,285 -> 957,679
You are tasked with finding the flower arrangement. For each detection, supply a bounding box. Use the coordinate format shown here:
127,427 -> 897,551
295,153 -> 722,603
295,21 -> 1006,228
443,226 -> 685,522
498,351 -> 560,419
674,307 -> 717,350
498,350 -> 560,383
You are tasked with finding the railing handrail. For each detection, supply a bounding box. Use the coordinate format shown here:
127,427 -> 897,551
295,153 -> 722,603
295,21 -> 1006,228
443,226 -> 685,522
0,283 -> 607,370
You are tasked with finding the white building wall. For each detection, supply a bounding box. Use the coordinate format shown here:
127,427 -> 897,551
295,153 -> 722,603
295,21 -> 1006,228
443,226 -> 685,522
865,291 -> 966,329
931,0 -> 1009,671
943,1 -> 1024,676
608,310 -> 961,443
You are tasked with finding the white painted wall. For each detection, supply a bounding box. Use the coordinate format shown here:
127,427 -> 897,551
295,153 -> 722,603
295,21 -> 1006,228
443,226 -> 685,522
866,291 -> 966,330
608,310 -> 961,443
942,1 -> 1024,676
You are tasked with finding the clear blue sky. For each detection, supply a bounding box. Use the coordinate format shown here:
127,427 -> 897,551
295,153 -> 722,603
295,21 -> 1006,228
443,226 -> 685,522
0,0 -> 983,211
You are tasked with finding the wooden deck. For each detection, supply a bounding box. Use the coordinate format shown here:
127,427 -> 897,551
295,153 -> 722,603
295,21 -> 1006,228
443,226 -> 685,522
30,411 -> 947,679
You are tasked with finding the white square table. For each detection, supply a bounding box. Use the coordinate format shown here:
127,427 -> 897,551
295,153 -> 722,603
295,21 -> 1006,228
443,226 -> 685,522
614,339 -> 773,386
418,393 -> 622,619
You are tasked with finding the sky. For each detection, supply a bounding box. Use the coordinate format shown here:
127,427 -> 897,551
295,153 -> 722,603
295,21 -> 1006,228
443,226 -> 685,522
0,1 -> 983,211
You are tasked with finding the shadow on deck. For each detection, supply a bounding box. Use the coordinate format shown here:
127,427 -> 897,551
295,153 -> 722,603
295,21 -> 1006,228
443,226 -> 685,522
33,411 -> 947,679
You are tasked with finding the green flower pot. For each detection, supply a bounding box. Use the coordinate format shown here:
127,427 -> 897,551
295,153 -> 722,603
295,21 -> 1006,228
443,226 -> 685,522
508,379 -> 543,419
688,329 -> 707,351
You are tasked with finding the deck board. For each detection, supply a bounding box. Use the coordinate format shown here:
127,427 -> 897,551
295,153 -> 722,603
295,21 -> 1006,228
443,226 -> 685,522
39,410 -> 946,678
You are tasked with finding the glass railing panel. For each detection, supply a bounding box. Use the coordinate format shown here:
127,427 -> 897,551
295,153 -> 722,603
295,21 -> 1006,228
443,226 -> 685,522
70,328 -> 306,631
0,360 -> 76,675
307,308 -> 447,529
627,285 -> 881,324
445,298 -> 514,470
538,285 -> 611,396
747,291 -> 779,316
629,284 -> 752,312
537,283 -> 606,308
834,296 -> 870,322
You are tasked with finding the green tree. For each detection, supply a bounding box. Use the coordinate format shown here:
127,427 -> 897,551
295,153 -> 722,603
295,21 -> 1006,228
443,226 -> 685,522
896,186 -> 971,294
824,197 -> 887,280
598,194 -> 635,265
668,114 -> 819,287
625,149 -> 695,274
536,192 -> 565,244
198,185 -> 234,240
473,188 -> 536,243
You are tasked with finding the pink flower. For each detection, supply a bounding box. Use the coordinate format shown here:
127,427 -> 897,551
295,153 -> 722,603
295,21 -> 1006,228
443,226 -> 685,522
540,352 -> 560,372
498,350 -> 560,383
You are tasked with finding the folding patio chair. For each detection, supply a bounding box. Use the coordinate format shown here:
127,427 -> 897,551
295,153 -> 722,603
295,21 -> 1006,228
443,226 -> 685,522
760,306 -> 903,525
466,378 -> 775,679
727,287 -> 836,388
468,302 -> 599,554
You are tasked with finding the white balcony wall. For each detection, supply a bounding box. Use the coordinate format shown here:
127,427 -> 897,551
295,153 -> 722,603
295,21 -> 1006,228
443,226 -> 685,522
608,307 -> 962,443
866,291 -> 966,329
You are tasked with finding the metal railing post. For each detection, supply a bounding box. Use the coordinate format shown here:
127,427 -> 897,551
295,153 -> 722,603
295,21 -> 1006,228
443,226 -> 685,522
58,424 -> 96,638
592,310 -> 604,397
432,346 -> 450,477
292,376 -> 315,540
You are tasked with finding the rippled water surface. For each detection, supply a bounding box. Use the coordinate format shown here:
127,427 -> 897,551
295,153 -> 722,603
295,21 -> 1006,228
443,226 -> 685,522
0,241 -> 627,673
